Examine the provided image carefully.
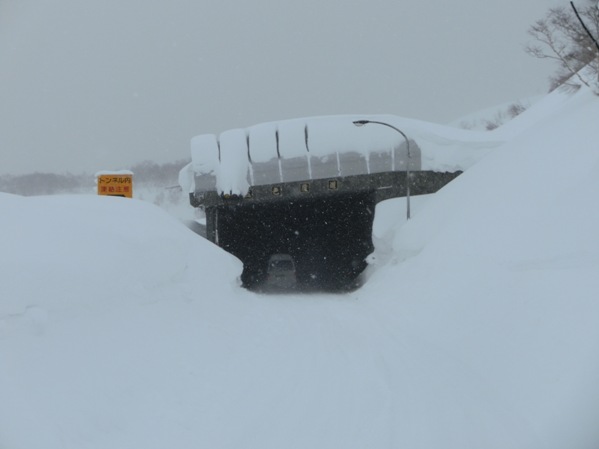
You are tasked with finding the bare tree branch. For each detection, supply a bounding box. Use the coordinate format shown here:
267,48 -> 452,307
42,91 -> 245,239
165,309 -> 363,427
527,4 -> 599,91
571,1 -> 599,52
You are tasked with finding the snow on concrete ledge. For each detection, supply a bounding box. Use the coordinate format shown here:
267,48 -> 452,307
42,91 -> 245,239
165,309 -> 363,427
181,114 -> 504,195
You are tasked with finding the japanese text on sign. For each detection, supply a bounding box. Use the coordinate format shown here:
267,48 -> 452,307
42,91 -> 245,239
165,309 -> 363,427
97,174 -> 133,198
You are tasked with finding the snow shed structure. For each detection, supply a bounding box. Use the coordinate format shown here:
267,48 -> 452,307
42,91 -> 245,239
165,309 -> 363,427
180,116 -> 461,289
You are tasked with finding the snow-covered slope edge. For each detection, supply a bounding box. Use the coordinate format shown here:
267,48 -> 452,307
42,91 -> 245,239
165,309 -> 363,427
364,85 -> 599,448
0,195 -> 242,316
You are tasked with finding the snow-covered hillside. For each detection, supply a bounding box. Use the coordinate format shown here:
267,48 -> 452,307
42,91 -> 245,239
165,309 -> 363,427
1,86 -> 598,449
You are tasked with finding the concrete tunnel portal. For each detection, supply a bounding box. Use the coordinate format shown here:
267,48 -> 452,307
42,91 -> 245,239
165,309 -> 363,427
194,170 -> 461,291
215,191 -> 376,290
181,116 -> 462,291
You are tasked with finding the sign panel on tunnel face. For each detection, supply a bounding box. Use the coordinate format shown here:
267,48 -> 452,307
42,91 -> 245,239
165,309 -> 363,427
97,174 -> 133,198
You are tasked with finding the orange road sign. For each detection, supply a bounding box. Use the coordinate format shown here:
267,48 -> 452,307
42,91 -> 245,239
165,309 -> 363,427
97,174 -> 133,198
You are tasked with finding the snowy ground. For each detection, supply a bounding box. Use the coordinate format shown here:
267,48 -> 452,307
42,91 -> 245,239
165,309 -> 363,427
1,86 -> 598,449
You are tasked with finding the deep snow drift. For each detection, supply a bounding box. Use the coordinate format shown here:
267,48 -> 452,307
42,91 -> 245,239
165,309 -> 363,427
1,87 -> 598,449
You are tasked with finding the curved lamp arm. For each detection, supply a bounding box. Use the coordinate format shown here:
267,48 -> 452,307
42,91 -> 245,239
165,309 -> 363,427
353,120 -> 411,220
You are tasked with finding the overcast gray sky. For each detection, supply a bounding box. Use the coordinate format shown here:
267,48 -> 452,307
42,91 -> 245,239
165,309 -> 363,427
1,0 -> 565,175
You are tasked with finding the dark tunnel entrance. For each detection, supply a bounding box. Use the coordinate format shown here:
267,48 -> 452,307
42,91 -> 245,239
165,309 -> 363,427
214,192 -> 377,291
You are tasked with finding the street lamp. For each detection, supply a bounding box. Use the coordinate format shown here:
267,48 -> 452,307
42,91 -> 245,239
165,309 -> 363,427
353,119 -> 412,220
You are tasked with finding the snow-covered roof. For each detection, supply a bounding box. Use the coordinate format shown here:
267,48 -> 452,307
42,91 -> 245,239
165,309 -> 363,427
180,114 -> 503,194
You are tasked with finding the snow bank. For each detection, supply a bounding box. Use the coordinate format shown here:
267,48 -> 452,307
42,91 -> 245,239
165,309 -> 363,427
1,86 -> 598,449
0,195 -> 241,317
364,85 -> 599,448
492,87 -> 577,139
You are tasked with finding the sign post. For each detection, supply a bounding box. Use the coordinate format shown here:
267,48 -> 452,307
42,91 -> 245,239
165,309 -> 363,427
96,171 -> 133,198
